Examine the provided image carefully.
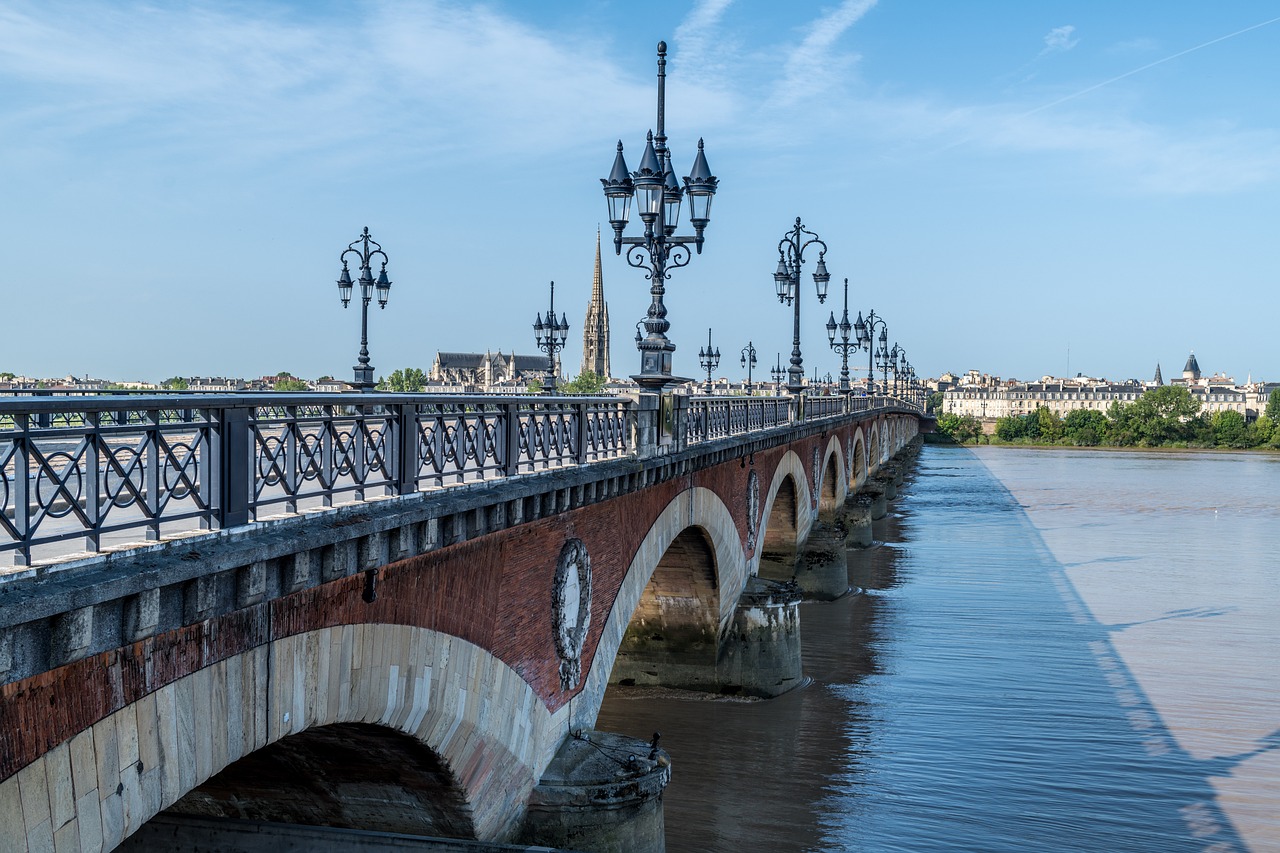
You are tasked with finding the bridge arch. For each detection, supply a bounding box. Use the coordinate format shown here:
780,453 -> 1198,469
3,626 -> 553,851
818,434 -> 846,521
849,428 -> 867,490
755,451 -> 814,581
573,486 -> 746,729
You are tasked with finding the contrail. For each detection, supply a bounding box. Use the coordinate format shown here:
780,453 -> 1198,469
1021,15 -> 1280,118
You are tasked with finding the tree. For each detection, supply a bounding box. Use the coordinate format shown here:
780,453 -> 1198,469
377,368 -> 428,392
937,413 -> 982,444
1036,406 -> 1065,443
1126,386 -> 1200,445
560,372 -> 608,395
1210,410 -> 1247,447
1267,389 -> 1280,421
273,377 -> 309,391
926,391 -> 943,414
1246,415 -> 1274,447
161,376 -> 189,390
1063,409 -> 1108,446
0,372 -> 14,380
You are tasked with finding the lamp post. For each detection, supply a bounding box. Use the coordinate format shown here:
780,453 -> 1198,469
887,343 -> 904,395
770,353 -> 785,389
532,281 -> 569,394
601,41 -> 718,392
825,277 -> 859,394
336,227 -> 392,392
773,218 -> 830,394
853,309 -> 888,395
740,341 -> 758,395
698,328 -> 720,394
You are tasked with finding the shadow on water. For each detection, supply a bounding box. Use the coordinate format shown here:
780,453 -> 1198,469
596,445 -> 1250,853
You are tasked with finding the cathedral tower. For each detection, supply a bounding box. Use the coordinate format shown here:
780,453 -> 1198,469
580,230 -> 611,378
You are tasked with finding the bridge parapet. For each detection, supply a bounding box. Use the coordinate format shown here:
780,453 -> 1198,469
2,392 -> 920,568
0,393 -> 630,567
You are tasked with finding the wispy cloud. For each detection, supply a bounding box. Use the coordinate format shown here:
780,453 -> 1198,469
0,1 -> 734,173
1041,25 -> 1079,55
675,0 -> 736,71
770,0 -> 877,107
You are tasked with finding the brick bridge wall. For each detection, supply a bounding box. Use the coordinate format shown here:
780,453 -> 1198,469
0,409 -> 919,850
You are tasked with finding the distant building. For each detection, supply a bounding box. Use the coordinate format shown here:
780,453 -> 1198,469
580,230 -> 611,379
429,351 -> 551,390
1180,351 -> 1202,383
944,352 -> 1266,421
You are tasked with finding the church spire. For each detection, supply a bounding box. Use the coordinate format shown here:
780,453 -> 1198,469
580,229 -> 611,379
1153,363 -> 1163,386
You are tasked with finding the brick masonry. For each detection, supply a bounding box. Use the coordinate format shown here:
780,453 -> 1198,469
0,411 -> 920,849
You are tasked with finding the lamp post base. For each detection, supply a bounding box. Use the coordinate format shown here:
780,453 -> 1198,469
352,365 -> 375,392
631,372 -> 694,393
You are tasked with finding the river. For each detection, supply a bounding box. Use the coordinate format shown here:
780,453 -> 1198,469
595,444 -> 1279,852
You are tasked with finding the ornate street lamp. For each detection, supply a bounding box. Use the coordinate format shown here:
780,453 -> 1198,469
336,227 -> 392,391
698,328 -> 720,394
770,352 -> 786,388
825,278 -> 858,395
532,281 -> 570,394
601,41 -> 718,392
853,309 -> 888,395
740,341 -> 758,395
888,343 -> 906,395
774,218 -> 830,394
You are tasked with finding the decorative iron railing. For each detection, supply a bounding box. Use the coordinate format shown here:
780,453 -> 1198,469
684,396 -> 793,444
1,390 -> 917,565
1,394 -> 630,566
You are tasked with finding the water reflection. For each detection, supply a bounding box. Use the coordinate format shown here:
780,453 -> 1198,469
597,446 -> 1259,852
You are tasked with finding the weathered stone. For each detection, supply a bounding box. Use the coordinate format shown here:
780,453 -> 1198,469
520,731 -> 669,853
716,577 -> 803,697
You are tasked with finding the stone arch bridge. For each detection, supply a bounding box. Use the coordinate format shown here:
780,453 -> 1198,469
0,391 -> 924,851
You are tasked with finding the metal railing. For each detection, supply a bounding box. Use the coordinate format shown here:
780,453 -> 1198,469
1,390 -> 917,565
684,396 -> 792,443
1,393 -> 630,566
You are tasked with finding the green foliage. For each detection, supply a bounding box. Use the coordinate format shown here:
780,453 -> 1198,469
1036,407 -> 1064,443
937,413 -> 982,444
160,376 -> 189,390
1267,389 -> 1280,420
273,378 -> 309,391
560,372 -> 609,395
376,368 -> 427,392
1247,415 -> 1275,447
1063,409 -> 1108,446
0,372 -> 14,380
1210,410 -> 1248,448
275,370 -> 295,378
926,391 -> 943,413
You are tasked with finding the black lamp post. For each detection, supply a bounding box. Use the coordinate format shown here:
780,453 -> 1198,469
532,281 -> 569,394
698,328 -> 720,394
887,343 -> 903,395
336,227 -> 392,391
740,341 -> 758,395
893,345 -> 912,396
853,309 -> 888,395
773,218 -> 830,394
601,41 -> 718,392
825,277 -> 858,394
770,353 -> 785,388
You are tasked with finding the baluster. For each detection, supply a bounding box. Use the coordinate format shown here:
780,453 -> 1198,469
84,411 -> 101,553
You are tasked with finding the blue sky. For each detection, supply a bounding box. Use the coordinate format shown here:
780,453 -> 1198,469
2,1 -> 1277,385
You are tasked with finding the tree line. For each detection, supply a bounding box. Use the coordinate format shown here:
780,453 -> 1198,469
937,386 -> 1280,450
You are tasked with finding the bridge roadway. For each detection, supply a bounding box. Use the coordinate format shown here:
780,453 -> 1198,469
0,390 -> 925,852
